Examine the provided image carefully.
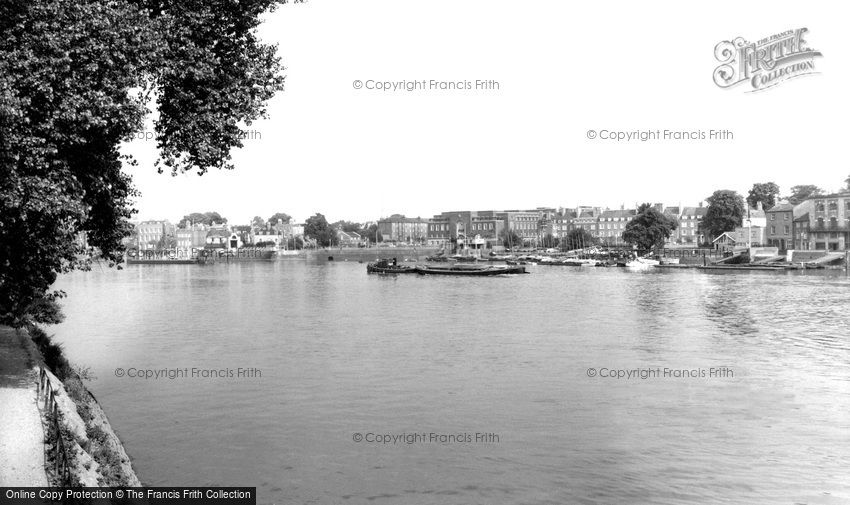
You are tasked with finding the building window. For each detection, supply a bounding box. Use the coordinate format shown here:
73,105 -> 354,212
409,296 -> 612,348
771,214 -> 775,221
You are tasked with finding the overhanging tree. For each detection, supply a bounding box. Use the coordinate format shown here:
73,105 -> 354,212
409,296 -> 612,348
0,0 -> 298,326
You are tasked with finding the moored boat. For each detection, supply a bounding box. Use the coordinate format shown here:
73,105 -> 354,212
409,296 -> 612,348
416,265 -> 527,276
367,258 -> 418,274
624,257 -> 660,269
562,258 -> 603,267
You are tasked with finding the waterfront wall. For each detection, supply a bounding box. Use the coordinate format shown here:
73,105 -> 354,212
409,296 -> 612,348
304,247 -> 441,262
787,250 -> 832,263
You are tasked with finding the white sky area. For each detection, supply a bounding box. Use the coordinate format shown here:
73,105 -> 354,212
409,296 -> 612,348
122,0 -> 849,225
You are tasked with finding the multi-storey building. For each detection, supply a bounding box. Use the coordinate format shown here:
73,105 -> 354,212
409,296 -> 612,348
793,213 -> 811,251
533,207 -> 558,241
678,205 -> 707,244
598,208 -> 636,245
426,211 -> 504,250
468,211 -> 505,250
426,215 -> 451,247
663,205 -> 681,244
135,220 -> 175,250
805,193 -> 850,251
377,214 -> 429,243
497,210 -> 543,245
571,207 -> 600,237
765,202 -> 794,251
176,224 -> 208,251
551,210 -> 577,239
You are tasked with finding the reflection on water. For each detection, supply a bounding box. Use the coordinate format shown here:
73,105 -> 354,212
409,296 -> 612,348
52,263 -> 850,504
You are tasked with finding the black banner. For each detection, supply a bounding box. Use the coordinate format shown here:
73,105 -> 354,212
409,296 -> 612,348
1,488 -> 256,505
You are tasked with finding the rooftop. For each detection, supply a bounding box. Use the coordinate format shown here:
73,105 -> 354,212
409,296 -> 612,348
767,202 -> 795,212
599,209 -> 636,219
803,192 -> 850,200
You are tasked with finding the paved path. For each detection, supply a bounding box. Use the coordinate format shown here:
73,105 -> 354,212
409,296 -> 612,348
0,326 -> 48,486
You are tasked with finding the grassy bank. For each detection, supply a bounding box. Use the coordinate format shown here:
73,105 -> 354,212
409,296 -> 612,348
26,325 -> 141,486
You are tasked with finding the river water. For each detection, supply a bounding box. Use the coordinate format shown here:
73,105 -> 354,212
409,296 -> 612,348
51,260 -> 850,504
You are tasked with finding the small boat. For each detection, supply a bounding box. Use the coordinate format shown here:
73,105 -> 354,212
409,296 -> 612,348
624,257 -> 660,269
560,258 -> 601,267
416,265 -> 527,276
366,258 -> 417,274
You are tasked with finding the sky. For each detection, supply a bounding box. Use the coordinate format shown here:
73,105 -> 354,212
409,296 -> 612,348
122,0 -> 849,225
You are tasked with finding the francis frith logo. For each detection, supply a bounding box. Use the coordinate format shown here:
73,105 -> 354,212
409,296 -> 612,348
713,28 -> 822,91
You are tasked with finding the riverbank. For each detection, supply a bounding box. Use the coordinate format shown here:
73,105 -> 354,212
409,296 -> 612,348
2,325 -> 141,486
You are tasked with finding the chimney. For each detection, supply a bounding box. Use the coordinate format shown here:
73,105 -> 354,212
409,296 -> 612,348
756,201 -> 763,211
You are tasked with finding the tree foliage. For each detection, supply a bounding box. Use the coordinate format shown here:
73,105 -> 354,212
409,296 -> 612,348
0,0 -> 294,325
267,212 -> 292,227
622,203 -> 678,252
178,211 -> 227,228
702,190 -> 746,240
251,216 -> 266,231
361,223 -> 382,243
747,182 -> 780,209
333,220 -> 362,234
787,185 -> 824,205
304,213 -> 335,248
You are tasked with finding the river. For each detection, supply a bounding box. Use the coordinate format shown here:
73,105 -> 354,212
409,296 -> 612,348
51,260 -> 850,504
